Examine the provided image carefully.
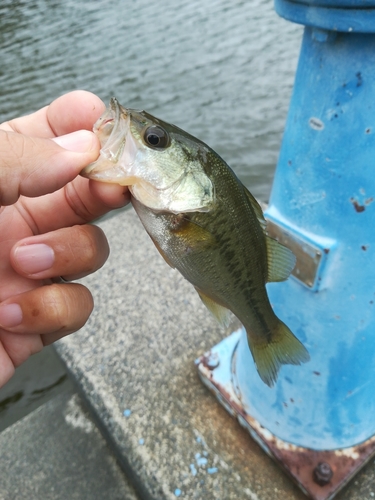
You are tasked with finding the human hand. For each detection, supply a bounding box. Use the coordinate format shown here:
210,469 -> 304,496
0,91 -> 130,387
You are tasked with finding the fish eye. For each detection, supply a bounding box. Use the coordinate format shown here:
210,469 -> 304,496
144,125 -> 170,150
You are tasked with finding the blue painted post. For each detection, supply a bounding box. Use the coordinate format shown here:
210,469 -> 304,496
196,2 -> 375,495
235,1 -> 375,450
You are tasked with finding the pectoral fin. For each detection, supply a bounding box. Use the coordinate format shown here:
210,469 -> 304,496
195,288 -> 232,328
171,216 -> 216,250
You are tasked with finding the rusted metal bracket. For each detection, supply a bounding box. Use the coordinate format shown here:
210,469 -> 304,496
196,329 -> 375,500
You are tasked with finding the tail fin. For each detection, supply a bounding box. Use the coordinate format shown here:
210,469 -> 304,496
247,321 -> 310,387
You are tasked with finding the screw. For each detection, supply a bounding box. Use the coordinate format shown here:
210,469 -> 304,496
204,352 -> 220,370
313,462 -> 333,486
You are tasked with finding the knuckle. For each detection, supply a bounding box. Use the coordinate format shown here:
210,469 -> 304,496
46,283 -> 93,330
0,131 -> 23,205
76,225 -> 109,271
73,285 -> 94,325
44,284 -> 70,328
77,226 -> 99,268
63,183 -> 94,223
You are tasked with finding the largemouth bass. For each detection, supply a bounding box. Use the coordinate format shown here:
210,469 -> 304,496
82,98 -> 309,386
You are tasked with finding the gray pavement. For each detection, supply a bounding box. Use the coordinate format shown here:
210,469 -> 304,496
49,207 -> 375,500
0,388 -> 138,500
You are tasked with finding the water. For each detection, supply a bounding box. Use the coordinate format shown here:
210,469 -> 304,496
0,0 -> 303,197
0,0 -> 302,428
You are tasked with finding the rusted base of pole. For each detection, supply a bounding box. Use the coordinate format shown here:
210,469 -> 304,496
196,330 -> 375,500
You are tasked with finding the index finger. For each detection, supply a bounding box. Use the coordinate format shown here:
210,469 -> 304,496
1,91 -> 106,138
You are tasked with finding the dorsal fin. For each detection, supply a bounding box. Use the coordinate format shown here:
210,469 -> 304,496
195,288 -> 232,328
242,185 -> 267,231
266,236 -> 296,282
242,184 -> 295,282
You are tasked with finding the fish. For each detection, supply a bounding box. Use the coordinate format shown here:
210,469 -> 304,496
81,98 -> 309,386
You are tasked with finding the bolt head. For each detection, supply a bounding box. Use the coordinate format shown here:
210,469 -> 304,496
204,352 -> 220,370
313,462 -> 333,486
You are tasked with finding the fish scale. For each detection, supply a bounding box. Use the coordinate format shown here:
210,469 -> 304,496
81,98 -> 309,386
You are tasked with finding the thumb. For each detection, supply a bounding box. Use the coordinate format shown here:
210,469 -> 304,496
0,129 -> 100,206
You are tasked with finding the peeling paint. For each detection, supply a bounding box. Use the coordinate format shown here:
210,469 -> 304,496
350,198 -> 366,213
189,464 -> 197,476
196,336 -> 375,500
309,117 -> 325,130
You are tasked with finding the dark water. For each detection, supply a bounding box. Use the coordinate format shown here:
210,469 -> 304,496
0,0 -> 302,427
0,0 -> 302,196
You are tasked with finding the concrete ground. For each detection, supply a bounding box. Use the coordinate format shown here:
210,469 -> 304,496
2,208 -> 375,500
0,388 -> 138,500
54,208 -> 375,500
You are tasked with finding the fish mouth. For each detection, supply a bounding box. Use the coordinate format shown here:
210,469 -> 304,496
82,98 -> 181,191
81,98 -> 187,193
81,97 -> 139,185
81,97 -> 214,213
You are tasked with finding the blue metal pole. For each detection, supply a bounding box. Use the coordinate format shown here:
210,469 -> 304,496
196,2 -> 375,496
235,1 -> 375,450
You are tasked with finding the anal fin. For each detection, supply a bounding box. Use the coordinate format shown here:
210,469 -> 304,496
195,288 -> 232,328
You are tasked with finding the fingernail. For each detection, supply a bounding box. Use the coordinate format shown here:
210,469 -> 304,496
0,304 -> 23,328
53,130 -> 96,153
14,244 -> 55,274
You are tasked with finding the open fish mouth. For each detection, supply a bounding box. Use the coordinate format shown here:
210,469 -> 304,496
82,98 -> 182,190
81,97 -> 214,213
81,97 -> 140,185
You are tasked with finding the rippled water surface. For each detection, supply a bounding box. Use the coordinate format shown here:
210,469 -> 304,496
0,0 -> 303,425
0,0 -> 302,199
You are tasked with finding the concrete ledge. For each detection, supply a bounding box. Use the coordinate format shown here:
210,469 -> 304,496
0,345 -> 72,433
0,389 -> 138,500
55,208 -> 375,500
